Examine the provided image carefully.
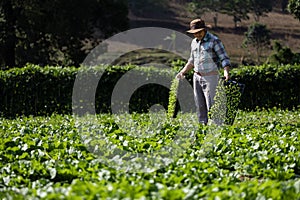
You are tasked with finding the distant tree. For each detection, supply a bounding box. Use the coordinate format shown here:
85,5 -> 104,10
189,0 -> 250,28
0,0 -> 129,68
249,0 -> 273,21
272,0 -> 289,12
189,0 -> 273,27
281,0 -> 289,12
188,0 -> 247,28
222,0 -> 273,26
221,0 -> 250,28
129,0 -> 168,16
267,41 -> 300,64
188,0 -> 222,27
243,23 -> 271,63
288,0 -> 300,20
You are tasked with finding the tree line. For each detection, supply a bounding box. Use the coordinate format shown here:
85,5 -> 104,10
0,0 -> 128,68
0,0 -> 299,69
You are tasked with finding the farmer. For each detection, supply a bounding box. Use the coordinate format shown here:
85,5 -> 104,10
176,18 -> 230,125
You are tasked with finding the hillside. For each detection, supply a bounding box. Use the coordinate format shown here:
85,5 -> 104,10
127,1 -> 300,66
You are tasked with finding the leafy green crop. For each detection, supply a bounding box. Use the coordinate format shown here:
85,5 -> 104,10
167,78 -> 179,119
207,78 -> 245,125
0,109 -> 299,199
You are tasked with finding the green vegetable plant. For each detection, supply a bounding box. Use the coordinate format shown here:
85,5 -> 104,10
210,78 -> 244,125
0,109 -> 299,199
167,78 -> 179,119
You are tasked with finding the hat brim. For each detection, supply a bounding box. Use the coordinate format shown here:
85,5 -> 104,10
186,28 -> 205,34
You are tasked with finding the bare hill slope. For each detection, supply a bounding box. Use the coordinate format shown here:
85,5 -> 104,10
128,1 -> 300,65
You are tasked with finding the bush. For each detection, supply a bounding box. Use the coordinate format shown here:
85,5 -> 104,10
267,41 -> 300,65
0,64 -> 76,117
0,63 -> 299,118
231,64 -> 300,110
0,64 -> 175,118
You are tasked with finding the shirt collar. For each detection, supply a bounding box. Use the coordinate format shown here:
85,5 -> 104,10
203,32 -> 210,41
196,31 -> 210,43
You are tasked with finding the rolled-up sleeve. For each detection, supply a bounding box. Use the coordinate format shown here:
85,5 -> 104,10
213,39 -> 231,68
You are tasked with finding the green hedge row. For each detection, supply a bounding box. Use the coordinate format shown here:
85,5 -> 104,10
230,64 -> 300,110
0,65 -> 76,117
0,64 -> 299,118
0,64 -> 176,118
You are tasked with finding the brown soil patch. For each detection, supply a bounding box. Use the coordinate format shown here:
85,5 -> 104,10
128,1 -> 300,66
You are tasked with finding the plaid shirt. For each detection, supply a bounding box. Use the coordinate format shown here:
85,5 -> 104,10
187,32 -> 231,73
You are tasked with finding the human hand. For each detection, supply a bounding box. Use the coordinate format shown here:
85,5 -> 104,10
223,67 -> 230,81
176,72 -> 185,80
224,74 -> 230,81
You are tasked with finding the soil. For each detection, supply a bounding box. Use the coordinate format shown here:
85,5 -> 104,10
125,1 -> 300,66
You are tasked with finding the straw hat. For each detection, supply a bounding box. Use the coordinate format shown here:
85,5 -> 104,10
187,19 -> 208,33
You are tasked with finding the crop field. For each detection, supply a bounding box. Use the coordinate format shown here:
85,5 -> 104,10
0,109 -> 299,199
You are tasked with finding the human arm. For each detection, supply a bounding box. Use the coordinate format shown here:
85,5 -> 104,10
176,62 -> 194,79
176,40 -> 195,79
214,39 -> 231,80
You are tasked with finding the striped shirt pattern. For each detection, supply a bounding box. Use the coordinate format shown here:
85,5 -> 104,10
187,32 -> 231,73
